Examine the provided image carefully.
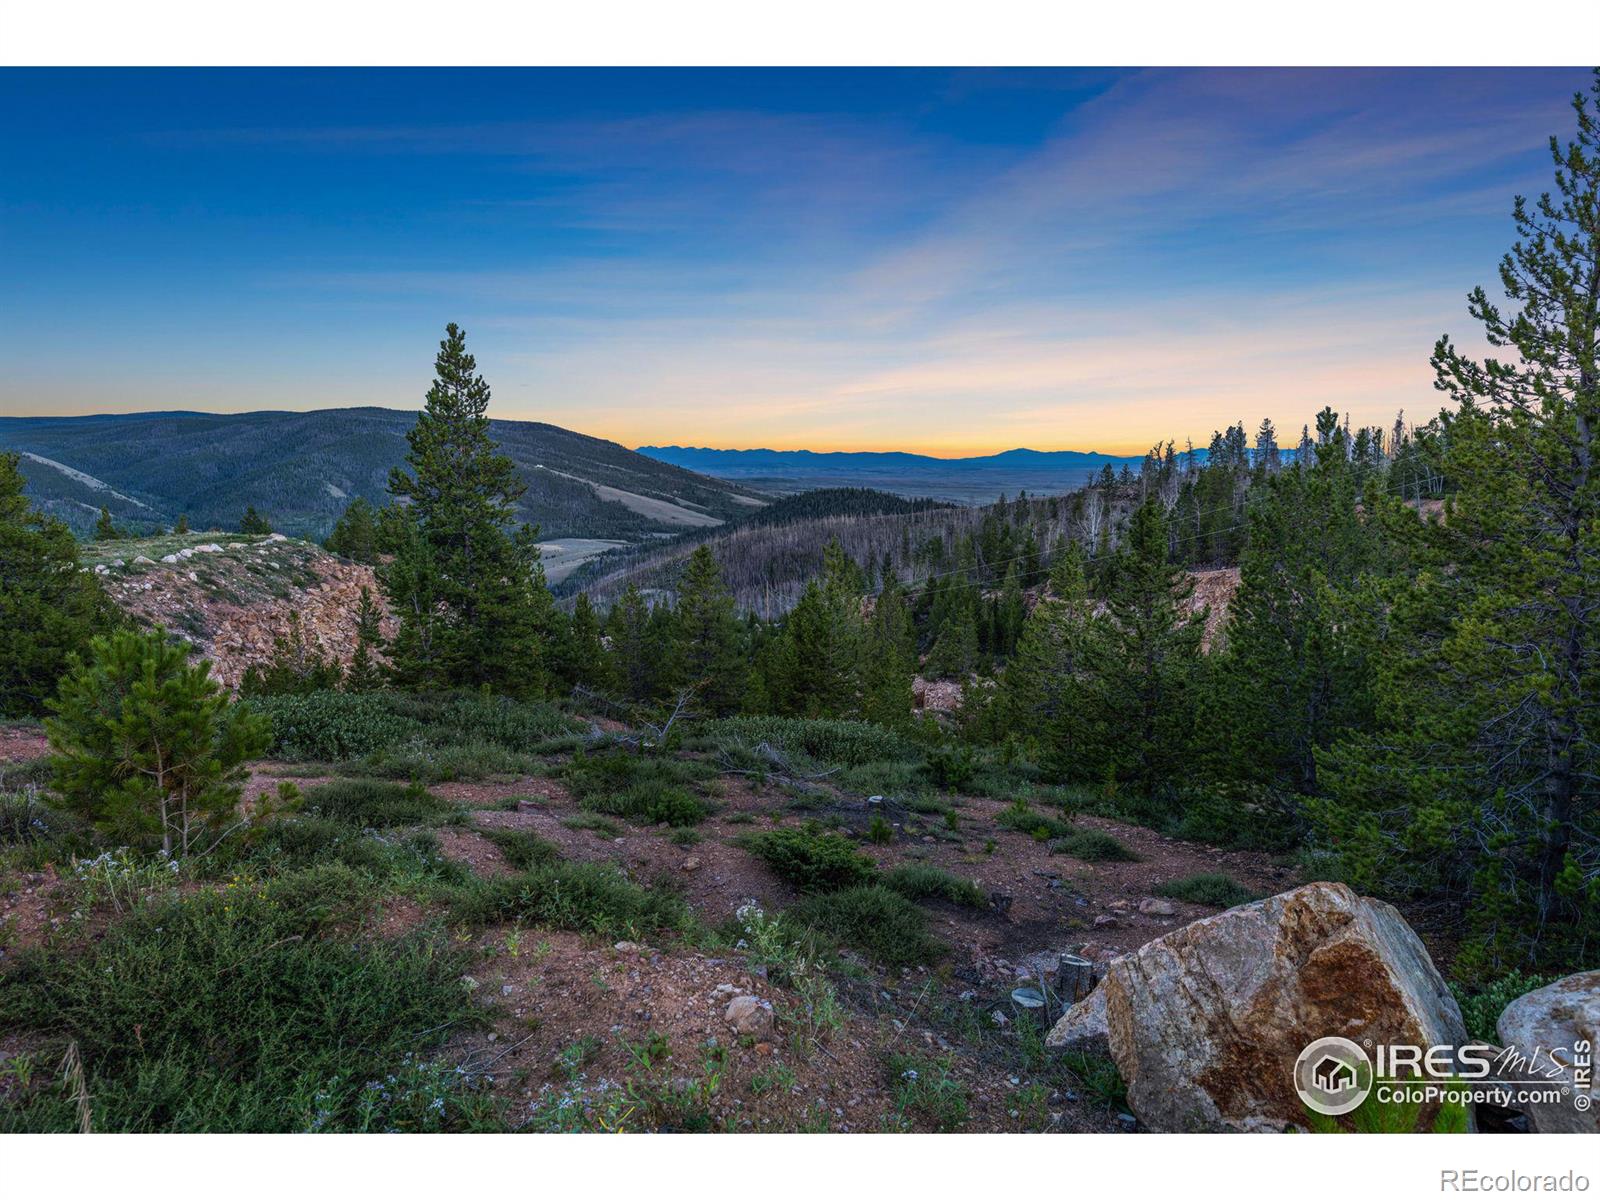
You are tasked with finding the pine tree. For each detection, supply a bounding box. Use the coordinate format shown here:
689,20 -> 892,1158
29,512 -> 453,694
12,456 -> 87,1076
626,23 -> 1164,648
46,629 -> 270,856
1205,439 -> 1380,793
0,453 -> 118,717
1099,499 -> 1205,799
783,539 -> 866,717
608,584 -> 662,703
1316,76 -> 1600,971
325,497 -> 379,563
174,513 -> 189,535
675,545 -> 747,715
240,611 -> 345,697
861,572 -> 916,729
344,586 -> 387,691
564,592 -> 615,693
93,507 -> 119,540
384,323 -> 553,697
239,506 -> 272,535
1001,543 -> 1113,778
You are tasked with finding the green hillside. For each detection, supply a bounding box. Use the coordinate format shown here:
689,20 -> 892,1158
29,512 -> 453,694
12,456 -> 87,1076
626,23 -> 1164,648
0,408 -> 765,540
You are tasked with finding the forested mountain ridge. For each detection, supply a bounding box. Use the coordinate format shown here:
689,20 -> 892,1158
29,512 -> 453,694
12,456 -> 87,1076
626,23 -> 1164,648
636,443 -> 1148,504
0,408 -> 766,541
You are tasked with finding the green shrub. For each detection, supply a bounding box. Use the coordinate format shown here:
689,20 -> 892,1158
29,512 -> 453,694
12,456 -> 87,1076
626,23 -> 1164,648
0,756 -> 53,791
0,790 -> 87,852
1050,828 -> 1140,862
479,827 -> 561,870
740,825 -> 876,892
702,716 -> 916,767
1154,873 -> 1259,908
223,816 -> 470,891
1450,970 -> 1563,1044
1166,789 -> 1302,853
255,691 -> 421,761
887,1053 -> 970,1131
789,885 -> 942,967
448,861 -> 691,939
0,890 -> 489,1132
995,799 -> 1074,841
926,744 -> 977,791
303,780 -> 452,828
255,690 -> 580,766
588,780 -> 709,827
867,815 -> 893,845
881,864 -> 984,908
563,750 -> 713,826
260,862 -> 378,929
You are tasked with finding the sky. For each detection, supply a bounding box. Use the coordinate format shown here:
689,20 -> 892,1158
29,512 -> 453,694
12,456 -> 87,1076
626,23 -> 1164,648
0,67 -> 1589,456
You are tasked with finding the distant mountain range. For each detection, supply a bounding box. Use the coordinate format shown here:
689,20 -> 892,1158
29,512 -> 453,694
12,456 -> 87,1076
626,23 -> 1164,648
635,444 -> 1146,504
0,408 -> 766,541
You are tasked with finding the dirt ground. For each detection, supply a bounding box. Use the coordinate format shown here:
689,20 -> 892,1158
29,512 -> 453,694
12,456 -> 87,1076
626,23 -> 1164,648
0,732 -> 1302,1133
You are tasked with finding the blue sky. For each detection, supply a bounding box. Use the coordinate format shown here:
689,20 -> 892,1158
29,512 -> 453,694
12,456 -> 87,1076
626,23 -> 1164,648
0,67 -> 1587,453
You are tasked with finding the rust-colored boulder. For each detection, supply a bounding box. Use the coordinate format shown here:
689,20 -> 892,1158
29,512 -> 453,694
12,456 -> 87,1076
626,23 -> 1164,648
1046,881 -> 1467,1132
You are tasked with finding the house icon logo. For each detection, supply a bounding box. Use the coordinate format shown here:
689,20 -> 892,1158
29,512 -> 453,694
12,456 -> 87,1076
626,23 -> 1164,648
1294,1036 -> 1373,1117
1313,1055 -> 1357,1094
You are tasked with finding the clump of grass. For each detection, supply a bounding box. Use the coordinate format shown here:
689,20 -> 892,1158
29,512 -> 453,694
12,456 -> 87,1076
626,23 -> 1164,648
995,798 -> 1074,841
1049,828 -> 1140,862
881,863 -> 984,908
867,815 -> 893,845
886,1054 -> 970,1131
739,825 -> 876,893
1154,873 -> 1258,908
563,751 -> 713,826
0,789 -> 91,866
479,827 -> 561,870
0,888 -> 492,1132
229,814 -> 468,889
303,780 -> 453,828
448,860 -> 691,939
699,716 -> 916,767
667,827 -> 702,847
789,885 -> 942,967
562,813 -> 624,839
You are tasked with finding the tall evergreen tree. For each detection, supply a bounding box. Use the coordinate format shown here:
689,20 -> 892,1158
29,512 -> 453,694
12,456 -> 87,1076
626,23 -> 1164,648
1001,542 -> 1113,778
325,497 -> 380,563
239,506 -> 272,535
861,572 -> 916,729
675,545 -> 747,715
384,323 -> 554,696
0,452 -> 117,717
608,584 -> 663,703
564,592 -> 615,694
1317,76 -> 1600,970
782,540 -> 866,717
1204,438 -> 1380,793
1099,499 -> 1206,798
93,507 -> 119,540
344,586 -> 387,691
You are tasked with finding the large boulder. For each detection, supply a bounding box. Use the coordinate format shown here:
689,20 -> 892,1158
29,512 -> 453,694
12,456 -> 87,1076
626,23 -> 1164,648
1046,881 -> 1467,1132
1497,971 -> 1599,1134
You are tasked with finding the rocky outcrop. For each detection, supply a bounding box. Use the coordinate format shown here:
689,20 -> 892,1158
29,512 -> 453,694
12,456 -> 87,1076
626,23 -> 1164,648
1046,881 -> 1467,1132
96,535 -> 394,690
1497,971 -> 1600,1134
